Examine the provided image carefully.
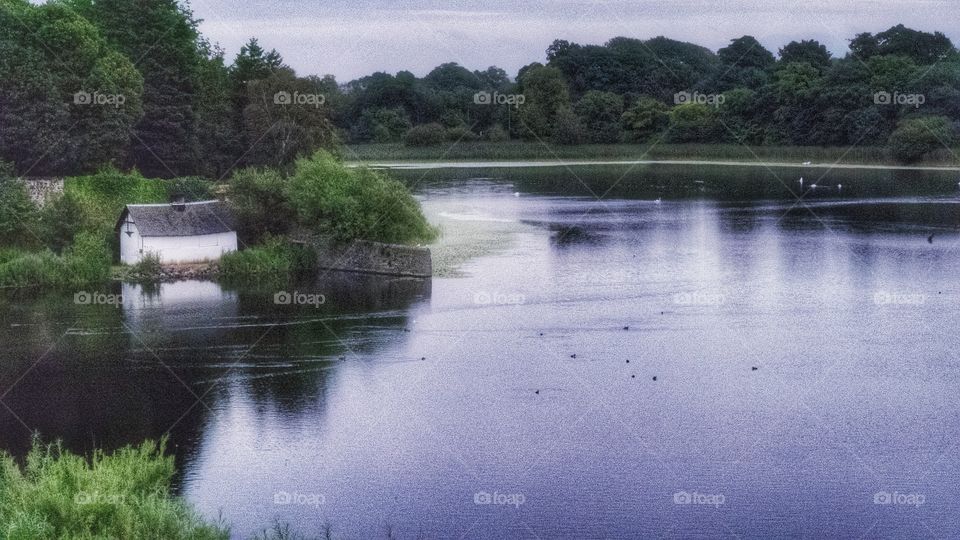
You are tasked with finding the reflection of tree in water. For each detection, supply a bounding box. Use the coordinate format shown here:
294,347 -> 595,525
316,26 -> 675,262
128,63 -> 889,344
227,272 -> 430,414
0,274 -> 430,483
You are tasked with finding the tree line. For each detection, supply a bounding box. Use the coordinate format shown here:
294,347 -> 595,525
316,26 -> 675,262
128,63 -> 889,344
2,0 -> 958,178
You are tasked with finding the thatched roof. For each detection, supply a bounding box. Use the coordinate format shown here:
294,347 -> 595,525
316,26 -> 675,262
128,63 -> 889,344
116,201 -> 235,237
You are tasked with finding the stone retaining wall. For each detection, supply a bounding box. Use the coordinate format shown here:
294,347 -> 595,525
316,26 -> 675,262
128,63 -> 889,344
291,230 -> 433,278
19,177 -> 65,205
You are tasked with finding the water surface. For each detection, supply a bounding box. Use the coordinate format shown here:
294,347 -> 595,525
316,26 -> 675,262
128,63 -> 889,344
2,164 -> 959,539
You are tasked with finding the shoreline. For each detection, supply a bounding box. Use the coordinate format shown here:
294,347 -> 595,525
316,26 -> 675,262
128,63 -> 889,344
349,158 -> 960,172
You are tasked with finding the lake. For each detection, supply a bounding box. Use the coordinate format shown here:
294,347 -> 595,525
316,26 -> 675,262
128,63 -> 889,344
2,163 -> 960,539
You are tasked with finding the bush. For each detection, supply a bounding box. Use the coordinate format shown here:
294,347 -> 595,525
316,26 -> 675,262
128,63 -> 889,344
485,124 -> 511,142
444,126 -> 479,142
64,168 -> 168,241
403,123 -> 446,147
0,438 -> 228,539
552,108 -> 587,145
227,168 -> 293,243
0,232 -> 110,288
0,178 -> 39,248
888,116 -> 954,163
219,237 -> 316,282
166,176 -> 215,202
39,191 -> 89,254
287,151 -> 438,245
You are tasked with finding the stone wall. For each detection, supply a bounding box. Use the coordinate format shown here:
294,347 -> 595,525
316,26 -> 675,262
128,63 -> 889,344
19,177 -> 65,205
291,230 -> 433,278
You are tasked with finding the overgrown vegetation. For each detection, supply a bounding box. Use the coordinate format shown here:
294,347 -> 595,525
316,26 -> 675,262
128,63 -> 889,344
218,237 -> 316,283
0,438 -> 229,539
230,152 -> 437,246
0,232 -> 110,289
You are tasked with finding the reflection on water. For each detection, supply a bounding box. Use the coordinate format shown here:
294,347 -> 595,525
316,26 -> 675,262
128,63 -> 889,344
2,164 -> 960,539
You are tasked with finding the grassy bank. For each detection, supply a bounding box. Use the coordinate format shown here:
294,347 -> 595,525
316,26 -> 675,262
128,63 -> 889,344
0,438 -> 229,539
345,142 -> 960,167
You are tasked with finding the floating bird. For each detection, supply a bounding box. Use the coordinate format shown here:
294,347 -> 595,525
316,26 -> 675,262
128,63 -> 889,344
810,184 -> 818,189
421,357 -> 426,361
570,354 -> 577,359
514,192 -> 521,198
626,360 -> 630,364
751,367 -> 758,371
652,376 -> 658,381
837,184 -> 842,192
802,161 -> 812,166
654,198 -> 662,204
928,234 -> 935,244
535,390 -> 540,395
631,375 -> 636,379
623,326 -> 630,331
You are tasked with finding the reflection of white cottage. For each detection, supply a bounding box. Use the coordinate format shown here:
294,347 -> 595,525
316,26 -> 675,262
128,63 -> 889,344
116,200 -> 238,264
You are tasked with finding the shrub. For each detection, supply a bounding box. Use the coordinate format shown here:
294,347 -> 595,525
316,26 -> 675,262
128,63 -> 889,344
0,438 -> 228,539
166,176 -> 215,202
64,167 -> 168,241
0,177 -> 39,248
888,116 -> 954,163
444,125 -> 479,142
219,237 -> 316,282
227,168 -> 293,243
0,232 -> 110,288
552,108 -> 587,145
39,191 -> 89,253
403,123 -> 446,147
485,124 -> 511,142
287,151 -> 438,245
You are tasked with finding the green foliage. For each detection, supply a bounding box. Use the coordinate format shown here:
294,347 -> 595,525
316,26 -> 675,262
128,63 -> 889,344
287,152 -> 438,245
0,178 -> 39,248
228,167 -> 293,243
0,438 -> 228,539
403,123 -> 447,147
219,237 -> 316,282
574,91 -> 624,143
64,168 -> 168,241
485,124 -> 511,142
0,232 -> 110,288
0,0 -> 143,175
517,65 -> 571,139
621,97 -> 670,142
667,103 -> 719,143
166,176 -> 214,202
445,125 -> 479,142
888,116 -> 955,163
778,40 -> 832,71
39,191 -> 90,253
551,108 -> 588,145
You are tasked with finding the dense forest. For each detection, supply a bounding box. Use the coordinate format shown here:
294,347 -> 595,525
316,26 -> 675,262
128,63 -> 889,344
2,0 -> 959,178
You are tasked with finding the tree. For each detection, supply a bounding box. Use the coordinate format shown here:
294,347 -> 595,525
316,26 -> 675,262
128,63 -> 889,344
666,103 -> 719,143
850,25 -> 954,64
887,116 -> 954,163
517,66 -> 571,139
779,40 -> 832,71
228,167 -> 292,243
242,68 -> 336,169
72,0 -> 205,177
552,108 -> 587,145
621,97 -> 670,142
0,1 -> 143,175
574,91 -> 624,143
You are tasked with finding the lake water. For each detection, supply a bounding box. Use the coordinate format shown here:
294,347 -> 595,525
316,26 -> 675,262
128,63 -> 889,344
2,163 -> 960,539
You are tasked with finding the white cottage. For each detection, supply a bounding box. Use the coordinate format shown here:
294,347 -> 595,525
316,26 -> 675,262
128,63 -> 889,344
116,200 -> 238,265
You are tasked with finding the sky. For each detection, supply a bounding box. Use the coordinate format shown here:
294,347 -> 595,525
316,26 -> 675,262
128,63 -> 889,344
188,0 -> 960,82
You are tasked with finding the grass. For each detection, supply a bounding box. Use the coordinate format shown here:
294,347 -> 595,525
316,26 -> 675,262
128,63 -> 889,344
218,237 -> 317,283
0,233 -> 111,289
0,438 -> 229,539
344,142 -> 960,167
64,168 -> 169,238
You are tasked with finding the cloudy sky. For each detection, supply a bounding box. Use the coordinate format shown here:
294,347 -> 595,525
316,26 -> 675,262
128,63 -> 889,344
190,0 -> 960,81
